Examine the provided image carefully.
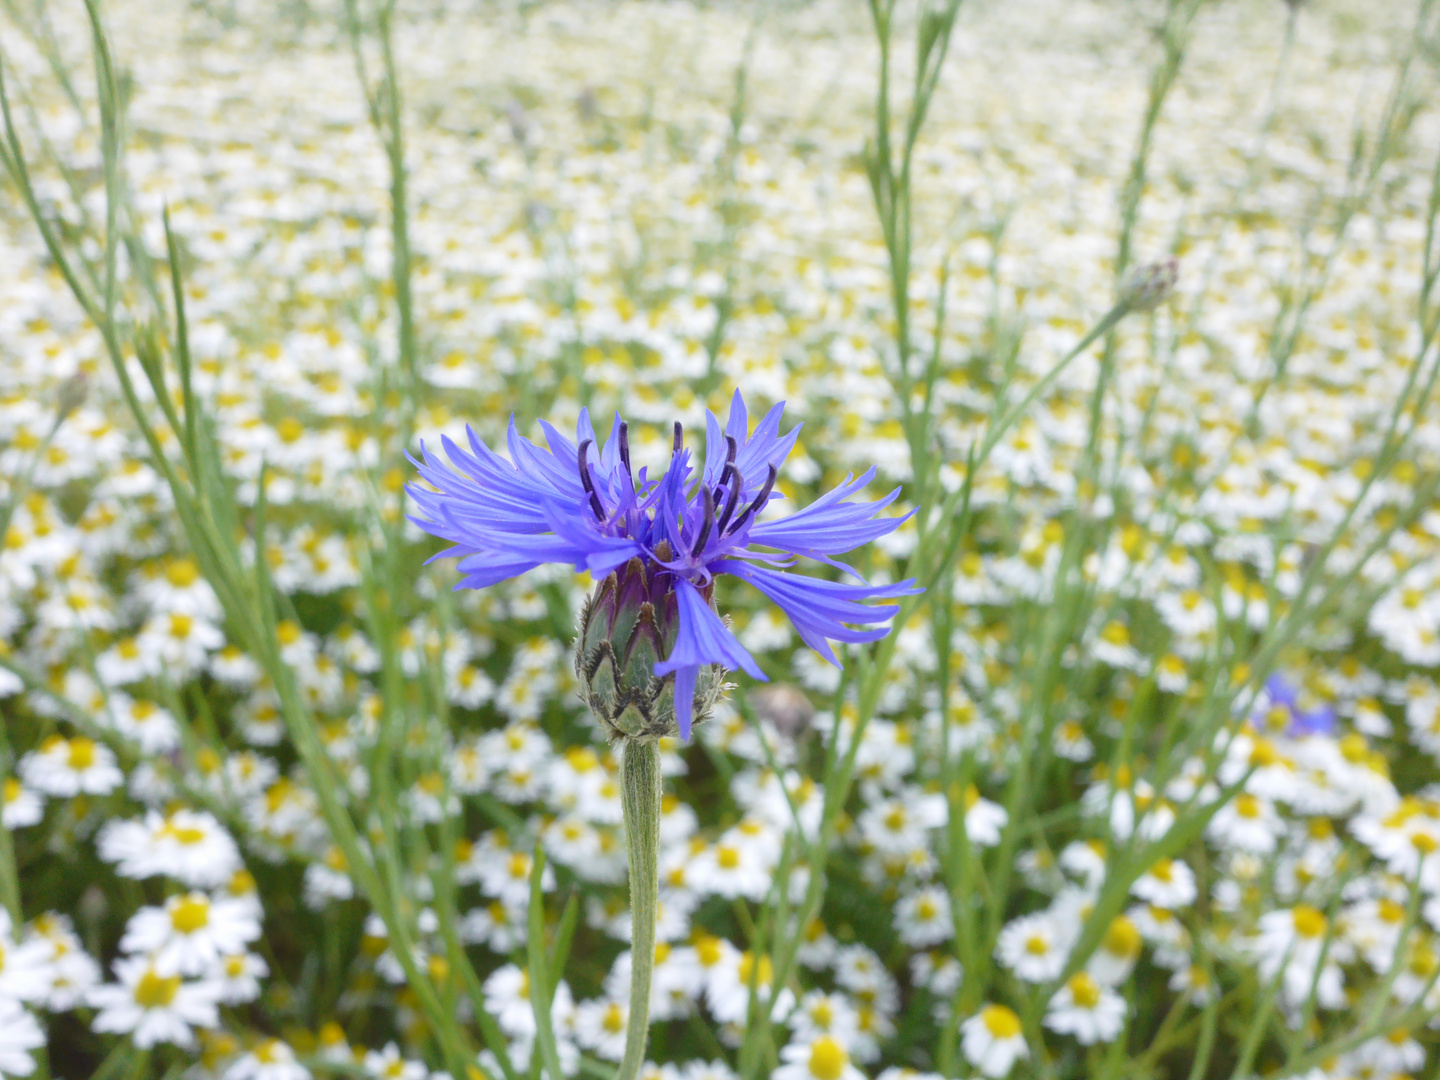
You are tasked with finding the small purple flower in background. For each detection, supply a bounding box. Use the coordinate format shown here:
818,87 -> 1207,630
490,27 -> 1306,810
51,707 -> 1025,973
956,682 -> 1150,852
408,390 -> 919,740
1260,675 -> 1336,739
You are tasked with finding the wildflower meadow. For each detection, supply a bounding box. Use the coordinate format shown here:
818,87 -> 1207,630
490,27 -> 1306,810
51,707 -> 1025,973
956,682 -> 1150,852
2,1 -> 1440,1079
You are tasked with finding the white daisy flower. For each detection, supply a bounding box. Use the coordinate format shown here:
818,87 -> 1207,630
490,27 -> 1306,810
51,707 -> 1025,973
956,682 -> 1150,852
110,696 -> 180,755
97,809 -> 243,888
459,899 -> 526,953
995,912 -> 1070,983
1207,792 -> 1282,854
215,951 -> 268,1005
773,1036 -> 865,1080
87,955 -> 221,1049
1086,915 -> 1142,986
572,997 -> 629,1061
688,835 -> 774,902
20,736 -> 122,797
1130,858 -> 1197,908
119,892 -> 262,976
223,1039 -> 311,1080
0,998 -> 45,1078
706,949 -> 792,1025
363,1044 -> 428,1080
21,913 -> 100,1010
894,886 -> 953,947
1,778 -> 42,829
788,990 -> 859,1046
960,1005 -> 1029,1078
0,913 -> 55,1005
1044,972 -> 1126,1044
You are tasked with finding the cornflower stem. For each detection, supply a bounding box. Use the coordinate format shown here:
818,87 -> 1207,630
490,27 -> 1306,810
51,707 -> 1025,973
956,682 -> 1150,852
617,739 -> 662,1080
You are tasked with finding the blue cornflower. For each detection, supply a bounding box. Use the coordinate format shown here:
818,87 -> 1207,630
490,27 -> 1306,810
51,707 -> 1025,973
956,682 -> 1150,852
408,391 -> 919,739
1260,675 -> 1336,739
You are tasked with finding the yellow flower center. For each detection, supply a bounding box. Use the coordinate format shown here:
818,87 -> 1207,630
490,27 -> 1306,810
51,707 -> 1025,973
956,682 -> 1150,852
736,952 -> 773,987
167,559 -> 200,588
981,1004 -> 1022,1039
807,1037 -> 847,1080
696,936 -> 723,967
716,845 -> 741,870
171,897 -> 211,933
1249,739 -> 1279,767
168,824 -> 207,845
602,1003 -> 625,1034
1409,944 -> 1437,977
1378,899 -> 1405,924
1103,917 -> 1141,959
68,738 -> 97,771
1068,972 -> 1101,1009
134,969 -> 181,1008
565,747 -> 599,772
1292,905 -> 1326,939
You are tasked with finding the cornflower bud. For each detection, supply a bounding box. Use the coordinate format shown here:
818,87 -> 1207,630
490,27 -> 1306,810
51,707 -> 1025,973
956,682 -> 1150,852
575,548 -> 730,743
1119,258 -> 1179,313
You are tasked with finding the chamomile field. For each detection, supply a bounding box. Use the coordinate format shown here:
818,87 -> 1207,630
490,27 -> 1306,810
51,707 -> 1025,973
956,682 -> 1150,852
2,1 -> 1440,1079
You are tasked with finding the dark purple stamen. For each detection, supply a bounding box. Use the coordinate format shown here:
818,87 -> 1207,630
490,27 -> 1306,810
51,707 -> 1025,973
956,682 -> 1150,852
715,475 -> 742,535
726,464 -> 777,534
716,435 -> 738,491
672,421 -> 683,455
577,439 -> 605,519
618,421 -> 632,482
691,486 -> 715,557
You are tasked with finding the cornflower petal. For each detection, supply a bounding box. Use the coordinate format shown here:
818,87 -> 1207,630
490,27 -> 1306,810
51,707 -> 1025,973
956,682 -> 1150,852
655,578 -> 765,682
744,468 -> 910,556
507,416 -> 587,497
671,664 -> 700,742
716,559 -> 920,666
652,577 -> 765,740
535,498 -> 643,575
709,390 -> 801,491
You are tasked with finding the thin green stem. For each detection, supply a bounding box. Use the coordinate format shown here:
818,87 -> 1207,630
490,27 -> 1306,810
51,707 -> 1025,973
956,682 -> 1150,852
616,740 -> 661,1080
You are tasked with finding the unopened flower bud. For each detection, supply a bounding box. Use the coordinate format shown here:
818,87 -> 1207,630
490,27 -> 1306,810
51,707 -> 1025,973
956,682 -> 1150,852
575,550 -> 729,742
1119,258 -> 1178,313
750,683 -> 815,741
